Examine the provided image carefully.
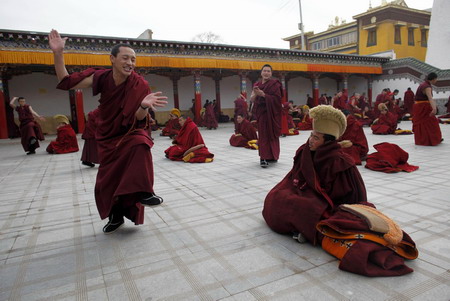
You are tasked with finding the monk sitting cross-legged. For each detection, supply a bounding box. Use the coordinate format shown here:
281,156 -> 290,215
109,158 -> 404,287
229,114 -> 258,149
371,103 -> 397,135
165,116 -> 214,163
46,115 -> 79,154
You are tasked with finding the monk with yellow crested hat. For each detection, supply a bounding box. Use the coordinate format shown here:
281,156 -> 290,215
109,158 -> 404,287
297,105 -> 312,130
160,108 -> 181,138
46,114 -> 79,154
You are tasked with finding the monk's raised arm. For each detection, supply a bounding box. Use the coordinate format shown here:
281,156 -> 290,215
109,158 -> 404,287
49,29 -> 93,89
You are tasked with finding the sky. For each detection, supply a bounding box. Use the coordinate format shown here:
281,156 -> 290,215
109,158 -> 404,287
0,0 -> 434,49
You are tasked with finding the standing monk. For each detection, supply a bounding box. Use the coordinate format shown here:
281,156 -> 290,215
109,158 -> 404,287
81,108 -> 100,167
250,64 -> 282,168
49,29 -> 168,234
403,88 -> 415,116
9,96 -> 45,155
412,72 -> 442,146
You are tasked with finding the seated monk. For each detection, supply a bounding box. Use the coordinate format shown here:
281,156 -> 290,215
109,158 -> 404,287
229,114 -> 258,149
338,113 -> 369,165
262,105 -> 418,276
161,108 -> 181,138
46,115 -> 79,154
371,103 -> 397,135
365,142 -> 419,173
165,116 -> 214,163
356,106 -> 375,127
297,105 -> 312,130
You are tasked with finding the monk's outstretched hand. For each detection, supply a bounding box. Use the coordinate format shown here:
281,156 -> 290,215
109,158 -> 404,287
48,29 -> 68,53
141,92 -> 168,111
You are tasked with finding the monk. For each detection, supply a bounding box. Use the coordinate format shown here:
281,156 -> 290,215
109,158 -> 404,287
233,94 -> 248,129
297,105 -> 312,130
160,108 -> 181,138
165,116 -> 214,163
412,72 -> 442,146
9,96 -> 45,155
46,115 -> 79,154
366,142 -> 419,173
250,64 -> 282,168
403,88 -> 415,115
332,91 -> 346,110
371,103 -> 397,135
338,113 -> 368,165
357,106 -> 375,127
318,94 -> 328,105
374,89 -> 388,117
81,108 -> 100,167
263,105 -> 418,276
229,114 -> 258,149
204,101 -> 218,129
49,29 -> 168,234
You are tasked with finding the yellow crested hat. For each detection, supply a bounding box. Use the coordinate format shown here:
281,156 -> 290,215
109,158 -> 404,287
302,105 -> 310,110
309,105 -> 347,139
53,114 -> 70,125
170,108 -> 181,117
378,103 -> 388,111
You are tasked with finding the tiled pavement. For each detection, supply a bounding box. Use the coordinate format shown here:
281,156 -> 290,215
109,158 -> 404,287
0,120 -> 449,301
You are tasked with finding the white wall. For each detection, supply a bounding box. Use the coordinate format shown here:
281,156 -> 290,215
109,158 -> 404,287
318,77 -> 338,97
145,74 -> 174,107
287,76 -> 312,105
348,75 -> 368,96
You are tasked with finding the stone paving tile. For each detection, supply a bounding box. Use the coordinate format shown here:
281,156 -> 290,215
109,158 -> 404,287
0,121 -> 449,300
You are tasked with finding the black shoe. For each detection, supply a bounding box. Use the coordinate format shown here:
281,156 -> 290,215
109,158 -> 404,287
26,150 -> 36,155
140,193 -> 163,206
103,214 -> 124,234
29,138 -> 37,145
260,160 -> 269,168
82,161 -> 95,167
267,159 -> 278,163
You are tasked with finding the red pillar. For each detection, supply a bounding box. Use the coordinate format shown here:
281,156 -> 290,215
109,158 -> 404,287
215,77 -> 221,114
239,72 -> 247,98
193,71 -> 202,124
367,76 -> 373,108
311,73 -> 320,107
69,89 -> 85,134
280,73 -> 287,103
0,89 -> 8,139
342,74 -> 348,95
172,77 -> 179,109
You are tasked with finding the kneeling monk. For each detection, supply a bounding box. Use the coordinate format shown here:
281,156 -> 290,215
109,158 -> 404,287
165,116 -> 214,163
46,115 -> 79,154
262,105 -> 418,276
229,114 -> 258,149
160,108 -> 181,138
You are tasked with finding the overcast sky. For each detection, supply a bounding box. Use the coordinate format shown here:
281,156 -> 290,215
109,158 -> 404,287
0,0 -> 433,49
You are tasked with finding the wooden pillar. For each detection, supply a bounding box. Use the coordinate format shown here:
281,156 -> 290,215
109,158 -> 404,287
172,76 -> 180,109
193,71 -> 202,124
280,73 -> 288,103
367,76 -> 373,108
214,76 -> 221,116
0,79 -> 8,139
1,75 -> 19,138
342,74 -> 348,95
69,89 -> 85,134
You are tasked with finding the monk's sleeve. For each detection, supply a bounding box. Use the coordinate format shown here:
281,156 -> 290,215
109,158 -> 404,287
329,167 -> 367,205
56,68 -> 100,91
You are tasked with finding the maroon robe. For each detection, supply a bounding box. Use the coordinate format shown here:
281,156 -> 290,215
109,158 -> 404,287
338,115 -> 368,165
403,90 -> 415,115
262,141 -> 367,245
57,68 -> 155,225
365,142 -> 419,173
297,114 -> 312,130
371,112 -> 397,134
229,119 -> 258,148
81,108 -> 100,164
318,96 -> 328,105
374,93 -> 385,117
46,124 -> 79,154
15,104 -> 45,152
412,81 -> 442,146
165,117 -> 214,163
204,103 -> 218,129
161,117 -> 181,137
254,79 -> 282,160
281,102 -> 290,136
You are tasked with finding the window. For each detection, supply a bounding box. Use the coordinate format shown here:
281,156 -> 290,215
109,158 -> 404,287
408,28 -> 415,46
367,29 -> 377,47
421,30 -> 427,47
394,26 -> 401,44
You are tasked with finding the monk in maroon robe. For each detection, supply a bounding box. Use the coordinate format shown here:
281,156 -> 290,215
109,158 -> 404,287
234,94 -> 248,129
338,114 -> 368,165
371,103 -> 397,134
297,106 -> 312,130
412,72 -> 442,146
403,88 -> 415,115
81,108 -> 100,167
9,96 -> 45,154
50,30 -> 168,234
318,94 -> 328,105
366,142 -> 419,173
46,115 -> 79,154
250,64 -> 282,168
332,91 -> 346,110
374,89 -> 388,117
229,114 -> 258,149
165,116 -> 214,163
204,102 -> 218,129
161,108 -> 181,138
